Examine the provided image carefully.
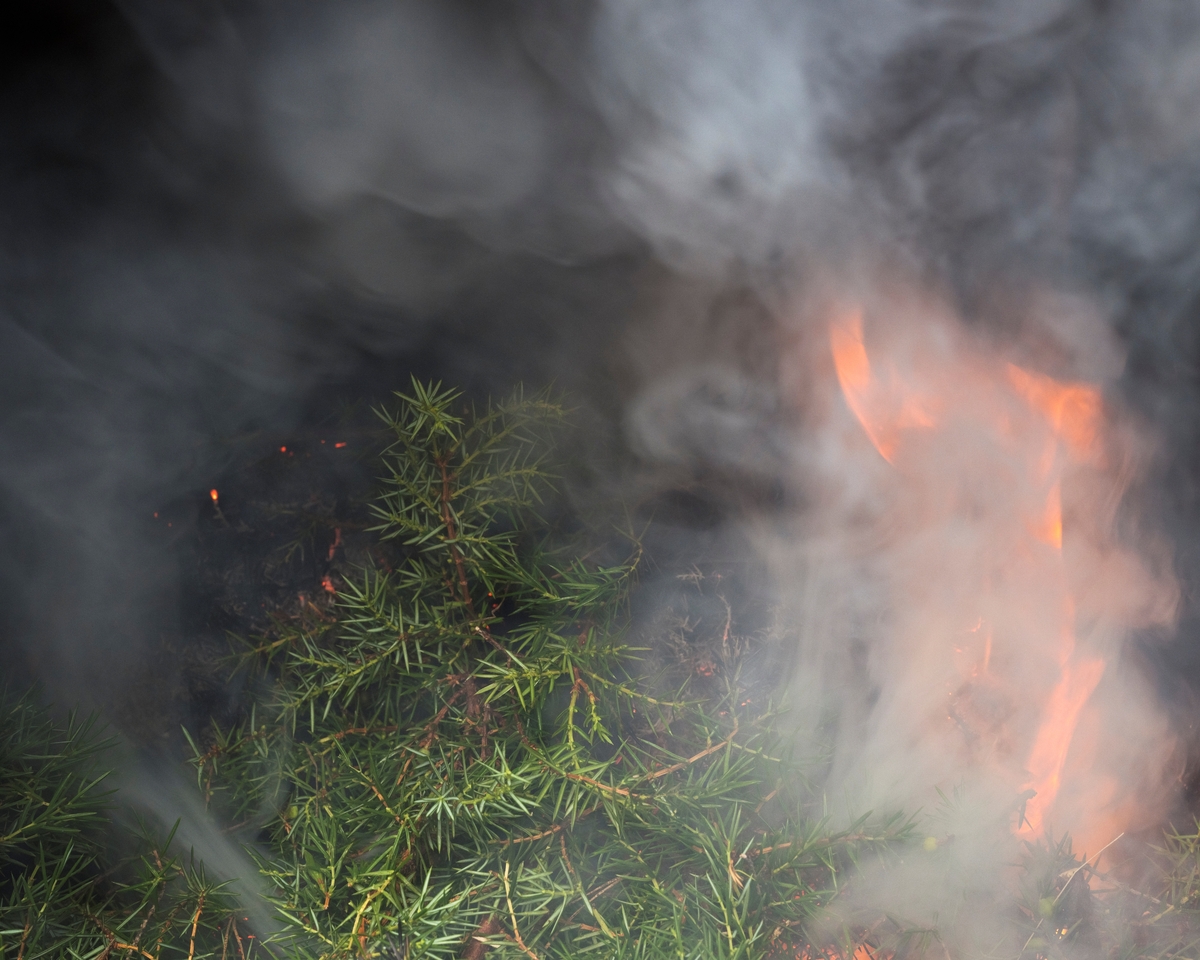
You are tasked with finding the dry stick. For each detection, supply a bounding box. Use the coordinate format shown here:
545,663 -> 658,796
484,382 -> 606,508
368,780 -> 403,825
188,893 -> 206,960
87,916 -> 158,960
128,903 -> 157,959
586,877 -> 623,903
462,916 -> 501,960
149,882 -> 184,959
738,832 -> 876,862
755,786 -> 780,816
502,862 -> 541,960
557,835 -> 620,940
527,719 -> 742,811
1088,860 -> 1194,926
416,684 -> 467,751
495,805 -> 602,847
518,726 -> 637,799
320,724 -> 398,743
393,725 -> 461,816
230,918 -> 247,960
719,596 -> 732,653
560,769 -> 633,798
643,717 -> 739,782
559,833 -> 577,882
437,458 -> 474,614
16,920 -> 29,960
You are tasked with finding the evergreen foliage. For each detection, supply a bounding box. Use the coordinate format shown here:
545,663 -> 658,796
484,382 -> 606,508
7,381 -> 1200,960
0,695 -> 231,959
189,381 -> 912,959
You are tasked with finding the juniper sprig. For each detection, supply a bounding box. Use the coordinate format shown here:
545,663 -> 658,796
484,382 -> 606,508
187,381 -> 912,960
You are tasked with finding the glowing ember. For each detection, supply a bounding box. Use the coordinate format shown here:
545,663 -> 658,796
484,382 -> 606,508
210,489 -> 219,502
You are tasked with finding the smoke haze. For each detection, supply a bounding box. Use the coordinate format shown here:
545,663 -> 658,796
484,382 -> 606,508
5,0 -> 1200,948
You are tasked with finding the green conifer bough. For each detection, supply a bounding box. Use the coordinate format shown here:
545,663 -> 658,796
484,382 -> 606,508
0,696 -> 231,960
190,381 -> 911,959
20,383 -> 1200,959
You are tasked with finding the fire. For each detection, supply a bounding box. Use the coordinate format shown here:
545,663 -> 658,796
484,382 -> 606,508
830,309 -> 938,463
825,296 -> 1174,852
210,488 -> 219,502
1021,647 -> 1106,836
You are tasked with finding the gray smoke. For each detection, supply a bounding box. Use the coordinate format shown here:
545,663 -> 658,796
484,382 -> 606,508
5,0 -> 1200,949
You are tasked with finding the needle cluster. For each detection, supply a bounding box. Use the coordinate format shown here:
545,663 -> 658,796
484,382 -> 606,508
0,695 -> 233,959
13,382 -> 1200,960
185,381 -> 912,959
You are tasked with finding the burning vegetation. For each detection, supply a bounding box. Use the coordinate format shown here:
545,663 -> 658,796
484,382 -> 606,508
823,290 -> 1179,852
2,379 -> 1200,960
6,0 -> 1200,958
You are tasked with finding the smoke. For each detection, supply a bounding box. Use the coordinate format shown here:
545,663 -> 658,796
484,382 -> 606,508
5,0 -> 1200,947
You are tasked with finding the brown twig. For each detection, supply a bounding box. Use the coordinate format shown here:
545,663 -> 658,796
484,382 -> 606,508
228,918 -> 247,960
494,805 -> 602,847
643,717 -> 739,782
502,862 -> 541,960
368,780 -> 403,825
87,915 -> 158,960
739,832 -> 876,862
188,894 -> 206,960
586,876 -> 623,902
559,769 -> 632,798
320,724 -> 398,743
417,684 -> 467,749
560,833 -> 577,881
435,456 -> 514,678
461,915 -> 501,960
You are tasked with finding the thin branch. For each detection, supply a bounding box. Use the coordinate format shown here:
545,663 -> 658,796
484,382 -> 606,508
502,862 -> 541,960
642,716 -> 738,782
188,893 -> 206,960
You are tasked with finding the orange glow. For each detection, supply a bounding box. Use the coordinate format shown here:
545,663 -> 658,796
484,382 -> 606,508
826,300 -> 1155,847
830,308 -> 939,463
334,441 -> 347,449
1021,653 -> 1106,836
796,945 -> 887,960
1032,481 -> 1063,549
1005,364 -> 1102,458
210,489 -> 219,502
830,310 -> 893,461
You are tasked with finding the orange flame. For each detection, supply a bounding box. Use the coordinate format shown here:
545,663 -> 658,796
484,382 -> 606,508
1021,649 -> 1106,836
210,489 -> 219,502
826,302 -> 1145,848
830,308 -> 938,462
